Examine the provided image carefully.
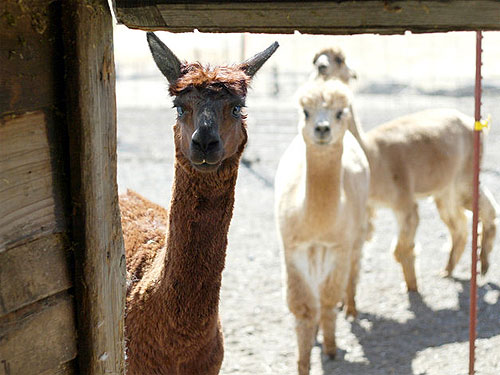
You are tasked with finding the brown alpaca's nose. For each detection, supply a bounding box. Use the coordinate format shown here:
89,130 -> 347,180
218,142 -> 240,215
191,129 -> 221,154
190,128 -> 223,169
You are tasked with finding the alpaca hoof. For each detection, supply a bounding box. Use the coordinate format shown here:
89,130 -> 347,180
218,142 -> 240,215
324,346 -> 337,360
481,261 -> 489,275
406,282 -> 418,293
345,304 -> 357,318
440,269 -> 452,278
298,361 -> 310,375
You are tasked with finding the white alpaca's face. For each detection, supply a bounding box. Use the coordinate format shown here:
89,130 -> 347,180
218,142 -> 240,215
298,82 -> 352,146
313,49 -> 357,83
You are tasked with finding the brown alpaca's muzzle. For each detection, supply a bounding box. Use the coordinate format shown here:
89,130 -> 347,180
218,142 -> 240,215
189,108 -> 224,172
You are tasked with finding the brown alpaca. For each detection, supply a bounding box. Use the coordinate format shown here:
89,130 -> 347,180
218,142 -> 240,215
121,32 -> 278,375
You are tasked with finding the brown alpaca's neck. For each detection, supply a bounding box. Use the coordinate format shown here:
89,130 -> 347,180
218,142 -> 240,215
303,143 -> 343,227
125,157 -> 240,374
160,160 -> 238,317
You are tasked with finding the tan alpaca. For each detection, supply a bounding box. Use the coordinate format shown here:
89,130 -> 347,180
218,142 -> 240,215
348,106 -> 499,291
312,47 -> 357,83
122,32 -> 278,375
275,80 -> 370,375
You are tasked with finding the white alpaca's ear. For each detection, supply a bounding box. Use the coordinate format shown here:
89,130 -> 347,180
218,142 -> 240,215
239,41 -> 279,78
146,32 -> 182,85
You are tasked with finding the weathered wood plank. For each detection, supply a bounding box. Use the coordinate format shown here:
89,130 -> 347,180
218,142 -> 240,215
113,0 -> 500,34
39,361 -> 75,375
0,233 -> 72,317
62,0 -> 126,373
0,0 -> 65,115
0,293 -> 77,375
0,111 -> 65,250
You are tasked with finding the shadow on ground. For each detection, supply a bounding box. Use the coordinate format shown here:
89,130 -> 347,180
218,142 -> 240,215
318,280 -> 500,375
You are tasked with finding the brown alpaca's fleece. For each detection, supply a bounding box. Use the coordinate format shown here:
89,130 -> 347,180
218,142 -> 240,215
122,63 -> 249,375
120,190 -> 168,285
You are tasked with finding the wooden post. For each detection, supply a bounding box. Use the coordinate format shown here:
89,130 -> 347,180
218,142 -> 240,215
469,30 -> 483,375
62,0 -> 126,373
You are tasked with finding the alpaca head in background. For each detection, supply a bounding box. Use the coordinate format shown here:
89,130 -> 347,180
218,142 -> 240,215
298,80 -> 353,146
147,32 -> 279,174
313,47 -> 357,83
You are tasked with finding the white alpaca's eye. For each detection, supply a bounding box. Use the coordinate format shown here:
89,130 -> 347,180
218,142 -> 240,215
176,106 -> 185,117
232,105 -> 242,118
335,110 -> 344,120
335,56 -> 343,65
304,110 -> 310,119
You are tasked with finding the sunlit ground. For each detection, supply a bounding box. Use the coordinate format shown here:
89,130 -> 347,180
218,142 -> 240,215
115,27 -> 500,374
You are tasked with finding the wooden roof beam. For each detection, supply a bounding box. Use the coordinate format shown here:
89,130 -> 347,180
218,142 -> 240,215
113,0 -> 500,35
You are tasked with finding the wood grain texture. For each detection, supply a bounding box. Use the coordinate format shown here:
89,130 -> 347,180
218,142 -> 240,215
0,233 -> 72,317
0,293 -> 77,375
113,0 -> 500,34
0,0 -> 65,115
62,0 -> 126,373
0,111 -> 65,250
38,361 -> 75,375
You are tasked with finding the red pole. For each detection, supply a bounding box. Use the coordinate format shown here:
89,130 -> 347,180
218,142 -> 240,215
469,30 -> 483,375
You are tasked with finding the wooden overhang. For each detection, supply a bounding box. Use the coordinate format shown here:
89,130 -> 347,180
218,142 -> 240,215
113,0 -> 500,35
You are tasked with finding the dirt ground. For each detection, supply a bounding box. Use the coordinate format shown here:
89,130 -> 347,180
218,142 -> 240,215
117,85 -> 500,374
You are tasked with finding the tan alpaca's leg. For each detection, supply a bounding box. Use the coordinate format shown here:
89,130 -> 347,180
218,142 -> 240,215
319,304 -> 337,358
393,202 -> 419,292
478,186 -> 498,275
465,186 -> 498,275
295,317 -> 318,375
286,266 -> 318,375
458,184 -> 498,275
319,261 -> 348,359
345,235 -> 364,317
365,204 -> 376,242
435,192 -> 468,276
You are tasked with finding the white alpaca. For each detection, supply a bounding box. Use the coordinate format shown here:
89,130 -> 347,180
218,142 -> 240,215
348,106 -> 498,291
312,47 -> 357,83
275,80 -> 370,375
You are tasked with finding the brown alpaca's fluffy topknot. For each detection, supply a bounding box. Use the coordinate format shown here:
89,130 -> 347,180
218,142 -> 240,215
169,63 -> 251,98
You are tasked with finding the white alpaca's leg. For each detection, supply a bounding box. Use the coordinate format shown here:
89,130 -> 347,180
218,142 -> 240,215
319,258 -> 348,359
477,186 -> 498,274
286,265 -> 318,375
345,234 -> 364,317
393,201 -> 419,292
295,317 -> 318,375
319,304 -> 337,358
459,184 -> 498,275
435,190 -> 468,276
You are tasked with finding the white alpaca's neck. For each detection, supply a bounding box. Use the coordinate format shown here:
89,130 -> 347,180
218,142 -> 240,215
347,104 -> 369,151
303,142 -> 343,229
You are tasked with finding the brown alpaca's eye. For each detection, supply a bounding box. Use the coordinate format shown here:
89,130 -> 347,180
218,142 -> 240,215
176,106 -> 185,117
232,105 -> 242,118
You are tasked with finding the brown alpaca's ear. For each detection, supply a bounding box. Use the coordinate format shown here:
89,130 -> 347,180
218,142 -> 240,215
146,32 -> 182,85
312,51 -> 321,65
239,41 -> 279,78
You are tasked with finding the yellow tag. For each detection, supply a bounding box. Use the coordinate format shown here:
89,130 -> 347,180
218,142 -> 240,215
475,115 -> 491,131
